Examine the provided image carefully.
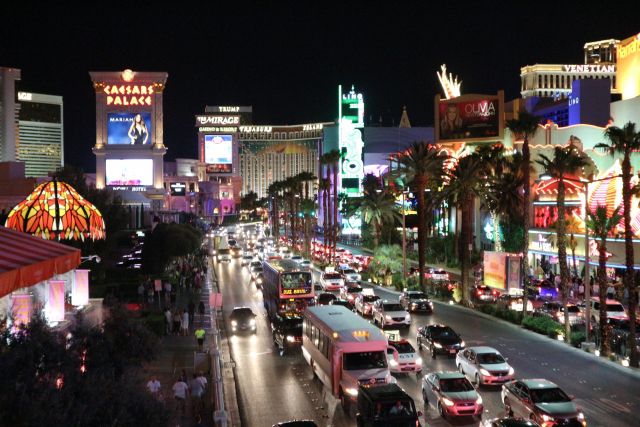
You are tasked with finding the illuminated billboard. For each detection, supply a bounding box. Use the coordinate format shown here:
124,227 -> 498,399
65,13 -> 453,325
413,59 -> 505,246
107,112 -> 152,145
617,33 -> 640,100
204,135 -> 233,173
105,159 -> 153,186
435,92 -> 504,143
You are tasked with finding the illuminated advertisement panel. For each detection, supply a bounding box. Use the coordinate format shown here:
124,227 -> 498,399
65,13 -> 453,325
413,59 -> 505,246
204,134 -> 233,173
107,112 -> 152,145
617,33 -> 640,100
435,93 -> 504,143
105,159 -> 153,186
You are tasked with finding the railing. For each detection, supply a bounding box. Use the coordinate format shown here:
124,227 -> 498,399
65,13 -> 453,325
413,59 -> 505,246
208,261 -> 227,426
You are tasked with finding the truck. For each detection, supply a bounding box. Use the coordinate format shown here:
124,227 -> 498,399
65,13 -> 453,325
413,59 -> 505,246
356,383 -> 422,427
482,251 -> 522,293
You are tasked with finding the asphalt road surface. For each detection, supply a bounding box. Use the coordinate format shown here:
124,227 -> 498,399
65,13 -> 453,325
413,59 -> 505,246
217,239 -> 638,426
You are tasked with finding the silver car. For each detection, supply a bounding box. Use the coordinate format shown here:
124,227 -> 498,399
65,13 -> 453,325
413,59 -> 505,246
421,371 -> 483,420
456,346 -> 514,386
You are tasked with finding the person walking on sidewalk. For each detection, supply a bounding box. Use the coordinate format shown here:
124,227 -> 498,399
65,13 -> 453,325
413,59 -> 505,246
195,326 -> 206,352
198,300 -> 205,323
146,375 -> 161,400
181,309 -> 189,336
189,373 -> 205,417
188,301 -> 195,327
164,307 -> 172,335
172,377 -> 189,416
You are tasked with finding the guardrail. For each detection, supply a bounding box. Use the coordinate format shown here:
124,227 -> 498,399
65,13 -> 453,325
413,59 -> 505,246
211,309 -> 227,426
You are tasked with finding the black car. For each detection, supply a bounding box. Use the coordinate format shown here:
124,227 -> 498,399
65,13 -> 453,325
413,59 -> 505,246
272,421 -> 318,427
417,324 -> 465,358
229,307 -> 257,333
316,292 -> 337,306
482,417 -> 540,426
271,313 -> 303,355
329,299 -> 352,309
356,383 -> 421,427
599,317 -> 640,358
399,290 -> 433,313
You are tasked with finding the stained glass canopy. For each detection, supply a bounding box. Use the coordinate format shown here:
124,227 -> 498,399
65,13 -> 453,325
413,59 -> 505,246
4,179 -> 106,241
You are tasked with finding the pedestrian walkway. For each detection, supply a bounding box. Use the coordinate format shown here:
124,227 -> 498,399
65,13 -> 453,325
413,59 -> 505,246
143,264 -> 218,427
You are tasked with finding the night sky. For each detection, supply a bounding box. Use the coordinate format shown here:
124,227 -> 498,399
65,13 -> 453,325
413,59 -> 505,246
1,2 -> 638,172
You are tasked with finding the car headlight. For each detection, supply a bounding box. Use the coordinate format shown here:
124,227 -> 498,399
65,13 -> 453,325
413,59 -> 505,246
389,359 -> 398,367
442,397 -> 455,406
405,314 -> 411,321
479,368 -> 491,376
257,278 -> 263,284
434,342 -> 442,348
249,319 -> 256,326
508,367 -> 514,375
416,357 -> 423,365
460,340 -> 466,347
286,335 -> 296,342
541,414 -> 551,422
345,387 -> 358,396
231,320 -> 237,326
385,315 -> 392,321
475,395 -> 483,405
577,412 -> 585,421
411,303 -> 417,307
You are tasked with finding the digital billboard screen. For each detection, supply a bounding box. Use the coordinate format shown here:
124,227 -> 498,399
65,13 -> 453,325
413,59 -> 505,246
106,159 -> 153,186
107,112 -> 152,145
204,135 -> 233,173
437,97 -> 501,142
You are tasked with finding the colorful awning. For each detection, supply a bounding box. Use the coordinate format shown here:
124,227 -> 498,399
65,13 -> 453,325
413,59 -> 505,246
0,226 -> 81,298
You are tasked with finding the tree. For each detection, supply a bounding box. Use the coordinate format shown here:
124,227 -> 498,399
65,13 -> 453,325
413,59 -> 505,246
392,142 -> 447,293
359,189 -> 400,249
142,222 -> 202,275
318,178 -> 331,260
506,112 -> 540,317
596,122 -> 640,367
536,144 -> 589,342
240,191 -> 259,212
446,155 -> 483,304
322,150 -> 342,260
587,205 -> 622,357
299,198 -> 316,258
267,181 -> 284,241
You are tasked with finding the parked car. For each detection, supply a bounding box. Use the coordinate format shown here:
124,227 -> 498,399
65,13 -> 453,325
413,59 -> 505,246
417,324 -> 465,358
456,346 -> 515,386
589,297 -> 628,323
354,293 -> 381,317
534,301 -> 584,325
421,371 -> 483,420
471,285 -> 500,304
501,379 -> 586,426
386,340 -> 422,376
399,290 -> 433,313
372,300 -> 411,328
497,294 -> 534,313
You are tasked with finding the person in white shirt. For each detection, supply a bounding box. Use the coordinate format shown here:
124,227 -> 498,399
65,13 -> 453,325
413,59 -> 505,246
172,378 -> 189,415
196,372 -> 208,391
146,375 -> 161,398
181,309 -> 189,336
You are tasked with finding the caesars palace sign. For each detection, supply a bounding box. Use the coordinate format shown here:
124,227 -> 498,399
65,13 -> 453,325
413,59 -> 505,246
103,84 -> 155,106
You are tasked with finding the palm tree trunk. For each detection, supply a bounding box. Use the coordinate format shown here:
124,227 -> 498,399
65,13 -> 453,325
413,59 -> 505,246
598,243 -> 611,357
332,162 -> 339,259
557,178 -> 572,342
521,137 -> 531,323
323,186 -> 329,261
460,198 -> 472,304
373,221 -> 380,250
416,176 -> 427,293
571,236 -> 578,278
622,153 -> 638,367
272,196 -> 279,240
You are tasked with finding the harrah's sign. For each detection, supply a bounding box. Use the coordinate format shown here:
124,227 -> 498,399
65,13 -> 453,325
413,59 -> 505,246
103,85 -> 154,106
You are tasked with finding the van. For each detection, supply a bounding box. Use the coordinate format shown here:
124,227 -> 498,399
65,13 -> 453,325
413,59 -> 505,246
356,383 -> 422,427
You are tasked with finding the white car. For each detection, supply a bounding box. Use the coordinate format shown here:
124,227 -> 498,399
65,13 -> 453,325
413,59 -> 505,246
456,346 -> 514,386
387,340 -> 423,375
589,297 -> 628,323
320,272 -> 344,291
372,300 -> 411,328
290,255 -> 303,263
337,266 -> 361,282
241,255 -> 254,266
354,292 -> 381,317
298,260 -> 312,270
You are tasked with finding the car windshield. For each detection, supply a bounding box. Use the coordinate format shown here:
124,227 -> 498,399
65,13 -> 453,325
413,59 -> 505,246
342,269 -> 357,274
218,249 -> 230,254
363,295 -> 380,303
250,261 -> 261,267
251,267 -> 263,273
439,378 -> 474,392
409,292 -> 427,299
324,273 -> 342,280
384,304 -> 404,311
231,308 -> 254,318
607,304 -> 625,312
343,351 -> 387,370
529,387 -> 571,403
476,352 -> 505,364
431,326 -> 457,338
347,286 -> 363,293
565,306 -> 581,313
391,342 -> 415,353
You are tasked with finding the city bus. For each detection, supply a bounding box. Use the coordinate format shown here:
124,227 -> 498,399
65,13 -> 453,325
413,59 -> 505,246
262,259 -> 315,319
302,305 -> 394,414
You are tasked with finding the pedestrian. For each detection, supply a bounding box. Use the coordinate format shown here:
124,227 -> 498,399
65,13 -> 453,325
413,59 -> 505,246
147,285 -> 155,304
173,310 -> 181,335
164,307 -> 172,335
180,369 -> 188,383
181,309 -> 189,336
198,300 -> 205,322
172,377 -> 189,416
164,281 -> 172,304
195,326 -> 206,352
146,375 -> 162,399
188,301 -> 195,326
196,371 -> 208,392
190,373 -> 205,416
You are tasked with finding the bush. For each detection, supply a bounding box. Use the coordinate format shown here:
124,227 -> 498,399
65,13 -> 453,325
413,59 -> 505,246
570,331 -> 586,348
405,275 -> 420,291
477,304 -> 496,316
140,311 -> 166,337
522,316 -> 563,338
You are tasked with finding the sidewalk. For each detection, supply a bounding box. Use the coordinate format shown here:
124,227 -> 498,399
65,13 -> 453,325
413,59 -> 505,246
143,270 -> 217,427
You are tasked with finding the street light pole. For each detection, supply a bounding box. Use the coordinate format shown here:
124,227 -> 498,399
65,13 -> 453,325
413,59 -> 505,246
583,180 -> 592,343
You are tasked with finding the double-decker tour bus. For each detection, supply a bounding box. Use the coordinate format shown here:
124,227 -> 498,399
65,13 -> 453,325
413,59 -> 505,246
302,305 -> 394,414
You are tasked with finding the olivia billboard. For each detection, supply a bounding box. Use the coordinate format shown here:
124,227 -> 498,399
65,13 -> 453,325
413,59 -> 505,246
435,92 -> 504,143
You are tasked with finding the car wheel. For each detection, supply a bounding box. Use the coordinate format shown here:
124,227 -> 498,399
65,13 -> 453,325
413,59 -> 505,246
475,374 -> 480,386
438,401 -> 446,418
459,364 -> 464,375
504,398 -> 513,417
431,345 -> 436,359
417,339 -> 422,351
340,389 -> 351,416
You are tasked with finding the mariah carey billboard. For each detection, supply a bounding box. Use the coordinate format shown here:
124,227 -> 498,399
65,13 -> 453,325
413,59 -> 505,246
435,91 -> 504,143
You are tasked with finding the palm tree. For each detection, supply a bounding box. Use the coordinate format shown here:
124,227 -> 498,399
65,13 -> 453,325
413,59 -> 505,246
446,154 -> 483,304
267,181 -> 284,241
295,171 -> 317,202
587,205 -> 622,357
506,112 -> 540,311
324,150 -> 342,259
359,190 -> 400,249
392,142 -> 448,293
596,122 -> 640,367
318,177 -> 331,260
300,198 -> 316,258
565,216 -> 582,278
536,144 -> 590,342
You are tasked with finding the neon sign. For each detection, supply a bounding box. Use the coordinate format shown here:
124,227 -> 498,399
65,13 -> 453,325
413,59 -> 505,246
196,115 -> 240,126
104,85 -> 154,106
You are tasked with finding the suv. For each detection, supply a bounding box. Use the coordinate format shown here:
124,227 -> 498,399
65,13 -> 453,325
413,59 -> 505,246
417,324 -> 465,358
589,297 -> 628,323
535,301 -> 584,325
355,383 -> 422,427
372,301 -> 411,328
271,313 -> 303,356
354,293 -> 381,317
399,290 -> 433,313
471,285 -> 499,304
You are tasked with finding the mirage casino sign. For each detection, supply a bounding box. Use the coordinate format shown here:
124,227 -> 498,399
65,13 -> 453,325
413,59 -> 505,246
103,84 -> 155,106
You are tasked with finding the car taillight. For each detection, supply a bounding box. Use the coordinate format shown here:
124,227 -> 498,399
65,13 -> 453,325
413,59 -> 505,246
477,291 -> 482,296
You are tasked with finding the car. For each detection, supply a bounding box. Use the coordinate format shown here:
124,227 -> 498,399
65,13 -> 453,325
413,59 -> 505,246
471,285 -> 500,303
271,313 -> 303,355
241,254 -> 254,266
272,421 -> 318,427
399,290 -> 433,313
250,266 -> 264,281
355,383 -> 422,427
320,272 -> 344,291
589,297 -> 628,323
280,248 -> 292,259
229,307 -> 257,333
217,248 -> 231,262
372,300 -> 411,328
337,265 -> 361,282
421,371 -> 483,420
417,324 -> 465,358
386,340 -> 423,375
532,280 -> 559,300
480,417 -> 540,427
425,268 -> 449,281
298,260 -> 312,270
313,283 -> 324,295
316,292 -> 337,306
354,292 -> 381,317
290,255 -> 303,263
456,346 -> 515,386
501,379 -> 586,426
230,246 -> 243,258
329,299 -> 352,309
598,317 -> 640,359
497,294 -> 534,313
534,301 -> 584,325
340,284 -> 363,306
249,260 -> 262,270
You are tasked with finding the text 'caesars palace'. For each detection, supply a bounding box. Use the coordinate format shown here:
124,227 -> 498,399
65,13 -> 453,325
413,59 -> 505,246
1,32 -> 640,267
